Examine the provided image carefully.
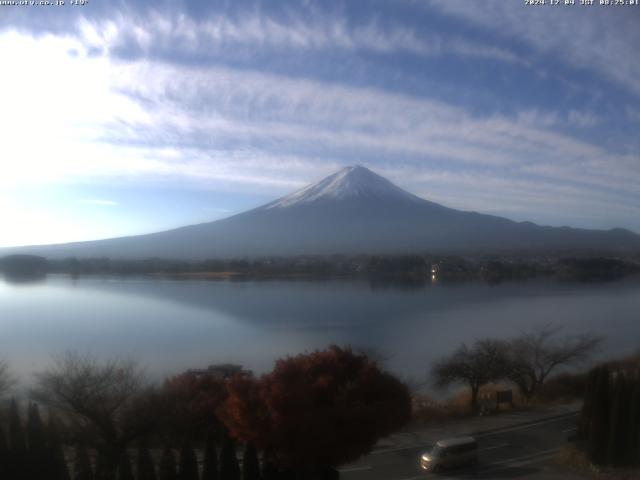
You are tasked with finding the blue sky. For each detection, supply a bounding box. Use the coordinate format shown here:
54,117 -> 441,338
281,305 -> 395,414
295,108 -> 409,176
1,0 -> 639,247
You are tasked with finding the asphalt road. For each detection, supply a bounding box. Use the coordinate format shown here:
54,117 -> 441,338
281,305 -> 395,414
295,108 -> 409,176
340,412 -> 583,480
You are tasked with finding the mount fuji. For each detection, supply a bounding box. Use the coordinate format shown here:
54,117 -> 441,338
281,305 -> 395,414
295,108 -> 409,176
5,166 -> 640,259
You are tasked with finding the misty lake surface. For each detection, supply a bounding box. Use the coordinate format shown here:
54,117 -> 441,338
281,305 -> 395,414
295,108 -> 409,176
1,274 -> 640,384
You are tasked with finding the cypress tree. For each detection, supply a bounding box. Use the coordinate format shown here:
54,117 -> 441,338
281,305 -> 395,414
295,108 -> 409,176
74,445 -> 94,480
578,368 -> 598,440
117,451 -> 135,480
178,439 -> 199,480
629,377 -> 640,466
242,444 -> 261,480
219,434 -> 240,480
27,403 -> 48,479
137,440 -> 157,480
202,431 -> 219,480
0,425 -> 9,480
587,366 -> 610,465
607,373 -> 628,466
27,403 -> 47,453
95,449 -> 112,480
9,398 -> 26,453
47,413 -> 71,480
8,398 -> 28,480
261,452 -> 278,480
159,445 -> 177,480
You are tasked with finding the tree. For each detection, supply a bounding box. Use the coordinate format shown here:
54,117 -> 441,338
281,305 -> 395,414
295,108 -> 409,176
506,326 -> 601,401
178,439 -> 199,480
27,403 -> 48,480
0,360 -> 15,397
201,431 -> 219,480
96,450 -> 112,480
606,374 -> 629,466
242,444 -> 261,480
586,366 -> 611,465
219,433 -> 240,480
581,364 -> 640,467
9,398 -> 26,453
47,413 -> 71,480
0,425 -> 8,480
431,339 -> 510,409
32,352 -> 150,479
220,346 -> 411,476
629,379 -> 640,465
74,445 -> 94,480
159,445 -> 177,480
162,370 -> 227,440
27,403 -> 47,453
117,452 -> 135,480
136,440 -> 157,480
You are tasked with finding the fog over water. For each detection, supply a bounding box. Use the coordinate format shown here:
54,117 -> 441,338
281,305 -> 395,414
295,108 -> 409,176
1,275 -> 639,385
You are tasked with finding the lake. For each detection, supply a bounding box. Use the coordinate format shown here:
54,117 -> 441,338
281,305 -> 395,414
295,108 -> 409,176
1,274 -> 639,385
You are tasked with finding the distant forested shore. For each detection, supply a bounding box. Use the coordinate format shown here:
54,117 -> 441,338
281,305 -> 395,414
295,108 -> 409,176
1,252 -> 639,284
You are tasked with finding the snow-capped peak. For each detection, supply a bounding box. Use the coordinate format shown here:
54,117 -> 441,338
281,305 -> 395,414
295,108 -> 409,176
264,165 -> 419,209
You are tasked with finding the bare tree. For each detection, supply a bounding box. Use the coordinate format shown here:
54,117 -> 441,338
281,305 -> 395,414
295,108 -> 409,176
31,352 -> 154,480
0,359 -> 15,396
431,339 -> 510,409
506,326 -> 602,401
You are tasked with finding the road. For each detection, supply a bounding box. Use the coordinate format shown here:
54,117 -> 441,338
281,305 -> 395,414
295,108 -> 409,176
340,410 -> 585,479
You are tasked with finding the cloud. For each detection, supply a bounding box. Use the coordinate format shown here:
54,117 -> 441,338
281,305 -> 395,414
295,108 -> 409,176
80,199 -> 119,206
427,0 -> 640,96
70,8 -> 521,66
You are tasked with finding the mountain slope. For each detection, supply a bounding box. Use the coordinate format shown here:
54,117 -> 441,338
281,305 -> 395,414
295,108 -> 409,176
4,166 -> 640,259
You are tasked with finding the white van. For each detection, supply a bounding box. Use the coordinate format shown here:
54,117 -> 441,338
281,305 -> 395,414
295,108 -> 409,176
420,436 -> 478,473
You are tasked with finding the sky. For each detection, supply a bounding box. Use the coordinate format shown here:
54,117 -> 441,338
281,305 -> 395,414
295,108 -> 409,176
1,0 -> 639,247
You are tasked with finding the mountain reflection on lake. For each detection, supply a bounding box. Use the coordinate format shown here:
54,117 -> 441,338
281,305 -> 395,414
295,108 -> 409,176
1,274 -> 639,384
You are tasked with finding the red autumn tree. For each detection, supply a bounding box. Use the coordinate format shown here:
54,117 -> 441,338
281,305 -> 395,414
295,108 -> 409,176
163,371 -> 228,438
220,346 -> 411,472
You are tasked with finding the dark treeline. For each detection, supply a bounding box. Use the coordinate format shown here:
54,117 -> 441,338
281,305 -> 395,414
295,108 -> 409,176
2,253 -> 639,283
0,347 -> 411,480
578,355 -> 640,467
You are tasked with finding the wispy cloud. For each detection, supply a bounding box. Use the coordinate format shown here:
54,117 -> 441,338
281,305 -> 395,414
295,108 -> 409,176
73,9 -> 521,65
80,199 -> 119,206
427,0 -> 640,96
2,27 -> 637,221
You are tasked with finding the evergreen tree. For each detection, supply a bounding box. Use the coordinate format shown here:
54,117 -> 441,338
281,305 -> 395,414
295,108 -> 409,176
9,398 -> 26,453
202,431 -> 219,480
159,445 -> 177,480
0,425 -> 9,480
136,441 -> 157,480
95,449 -> 113,480
219,433 -> 240,480
27,403 -> 48,479
74,445 -> 94,480
578,368 -> 598,440
117,452 -> 135,480
607,374 -> 628,466
587,366 -> 610,465
47,413 -> 71,480
178,439 -> 199,480
261,458 -> 278,480
242,444 -> 260,480
27,403 -> 47,453
628,377 -> 640,466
